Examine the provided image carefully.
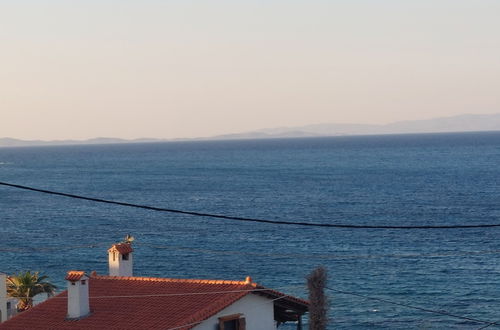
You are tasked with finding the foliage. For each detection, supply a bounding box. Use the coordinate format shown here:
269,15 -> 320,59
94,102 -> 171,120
6,271 -> 57,311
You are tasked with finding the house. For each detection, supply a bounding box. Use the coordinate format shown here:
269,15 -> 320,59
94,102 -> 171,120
0,241 -> 308,329
0,273 -> 17,323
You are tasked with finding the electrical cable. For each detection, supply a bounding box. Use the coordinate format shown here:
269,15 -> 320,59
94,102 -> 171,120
8,287 -> 301,329
3,181 -> 498,326
7,287 -> 300,300
327,287 -> 500,327
137,243 -> 500,260
2,181 -> 500,229
477,320 -> 500,330
3,242 -> 500,262
165,292 -> 291,330
0,243 -> 108,253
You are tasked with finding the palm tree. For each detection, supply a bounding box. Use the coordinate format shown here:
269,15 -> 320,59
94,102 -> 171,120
6,271 -> 57,311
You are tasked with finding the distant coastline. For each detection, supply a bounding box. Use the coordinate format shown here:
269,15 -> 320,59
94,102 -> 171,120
0,137 -> 166,148
2,113 -> 500,148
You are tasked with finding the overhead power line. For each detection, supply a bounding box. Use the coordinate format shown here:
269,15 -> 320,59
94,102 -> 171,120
2,181 -> 500,229
327,287 -> 500,327
138,243 -> 500,260
0,243 -> 109,253
477,320 -> 500,330
8,287 -> 297,300
166,294 -> 290,330
2,241 -> 500,260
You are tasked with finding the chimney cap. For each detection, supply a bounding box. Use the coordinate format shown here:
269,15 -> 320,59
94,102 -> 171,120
108,243 -> 134,254
66,271 -> 86,282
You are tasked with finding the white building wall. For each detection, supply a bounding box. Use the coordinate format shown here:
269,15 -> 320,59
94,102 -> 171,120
67,277 -> 90,319
0,273 -> 7,323
6,298 -> 17,319
0,274 -> 18,322
193,294 -> 276,330
108,251 -> 133,277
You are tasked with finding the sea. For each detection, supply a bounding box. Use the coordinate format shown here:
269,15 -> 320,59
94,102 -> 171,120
1,131 -> 499,329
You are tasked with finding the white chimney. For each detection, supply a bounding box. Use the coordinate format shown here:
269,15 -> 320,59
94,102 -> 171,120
108,243 -> 133,277
0,273 -> 7,323
66,271 -> 90,319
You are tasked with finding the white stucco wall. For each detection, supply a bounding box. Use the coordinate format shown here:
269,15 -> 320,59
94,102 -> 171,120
67,276 -> 90,319
0,273 -> 7,323
193,294 -> 276,330
108,251 -> 133,277
6,297 -> 18,319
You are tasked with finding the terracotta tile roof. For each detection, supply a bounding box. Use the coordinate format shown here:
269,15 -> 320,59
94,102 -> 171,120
0,274 -> 308,330
108,243 -> 133,254
65,271 -> 86,282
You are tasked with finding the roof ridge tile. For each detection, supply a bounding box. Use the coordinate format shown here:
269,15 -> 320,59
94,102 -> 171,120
91,274 -> 253,285
108,242 -> 134,254
65,271 -> 86,282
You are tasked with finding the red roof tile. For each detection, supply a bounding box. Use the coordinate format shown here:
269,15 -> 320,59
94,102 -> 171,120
108,243 -> 133,255
0,274 -> 308,330
65,271 -> 85,282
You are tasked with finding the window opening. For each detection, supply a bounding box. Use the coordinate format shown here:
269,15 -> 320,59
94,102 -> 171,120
218,314 -> 245,330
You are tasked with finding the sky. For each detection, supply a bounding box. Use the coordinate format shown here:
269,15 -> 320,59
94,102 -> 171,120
1,0 -> 500,140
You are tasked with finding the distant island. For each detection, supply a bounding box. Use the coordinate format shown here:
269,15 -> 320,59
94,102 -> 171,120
2,113 -> 500,147
0,137 -> 165,148
215,113 -> 500,140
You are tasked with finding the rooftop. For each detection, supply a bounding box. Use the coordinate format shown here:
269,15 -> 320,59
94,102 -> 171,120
64,271 -> 86,282
0,273 -> 308,329
107,243 -> 133,255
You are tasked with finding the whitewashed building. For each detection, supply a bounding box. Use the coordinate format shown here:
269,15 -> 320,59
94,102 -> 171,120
0,272 -> 18,323
0,242 -> 308,329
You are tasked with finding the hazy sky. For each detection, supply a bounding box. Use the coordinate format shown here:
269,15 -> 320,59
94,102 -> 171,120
1,0 -> 499,140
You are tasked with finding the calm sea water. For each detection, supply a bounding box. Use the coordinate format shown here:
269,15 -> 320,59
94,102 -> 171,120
1,132 -> 500,329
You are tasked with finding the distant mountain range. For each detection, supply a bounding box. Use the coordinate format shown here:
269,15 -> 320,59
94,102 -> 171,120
2,113 -> 500,147
0,137 -> 164,148
212,113 -> 500,140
